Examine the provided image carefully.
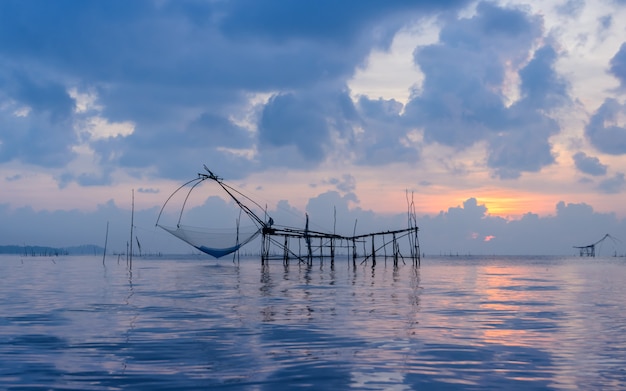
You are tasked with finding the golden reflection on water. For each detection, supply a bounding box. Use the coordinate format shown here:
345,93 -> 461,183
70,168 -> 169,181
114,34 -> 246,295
478,265 -> 552,347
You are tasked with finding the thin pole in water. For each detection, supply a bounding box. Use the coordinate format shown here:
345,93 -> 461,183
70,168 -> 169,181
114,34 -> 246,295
102,221 -> 109,265
129,189 -> 134,269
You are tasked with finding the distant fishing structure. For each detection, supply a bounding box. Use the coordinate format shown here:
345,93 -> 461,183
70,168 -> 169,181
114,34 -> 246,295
156,166 -> 421,267
573,234 -> 620,257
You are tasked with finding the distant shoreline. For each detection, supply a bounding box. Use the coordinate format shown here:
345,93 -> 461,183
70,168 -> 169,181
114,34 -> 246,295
0,244 -> 104,256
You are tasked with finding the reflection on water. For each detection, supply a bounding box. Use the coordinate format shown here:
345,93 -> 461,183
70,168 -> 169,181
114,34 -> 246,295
0,255 -> 625,390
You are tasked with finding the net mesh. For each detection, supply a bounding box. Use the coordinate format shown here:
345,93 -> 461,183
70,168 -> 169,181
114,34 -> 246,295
158,224 -> 261,258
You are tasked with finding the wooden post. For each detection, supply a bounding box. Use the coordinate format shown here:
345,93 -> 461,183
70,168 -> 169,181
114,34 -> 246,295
371,235 -> 376,267
393,233 -> 398,267
330,237 -> 335,267
305,214 -> 313,266
261,232 -> 267,265
352,238 -> 356,269
283,236 -> 289,265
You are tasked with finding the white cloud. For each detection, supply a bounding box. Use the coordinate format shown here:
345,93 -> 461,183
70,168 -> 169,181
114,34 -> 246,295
68,88 -> 102,113
13,106 -> 30,117
83,116 -> 135,140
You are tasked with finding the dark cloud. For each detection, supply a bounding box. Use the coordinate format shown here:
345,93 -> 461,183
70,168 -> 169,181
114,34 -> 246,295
609,42 -> 626,89
55,165 -> 116,188
2,72 -> 75,121
585,98 -> 626,155
0,69 -> 78,167
0,0 -> 596,189
487,47 -> 568,178
258,88 -> 358,165
0,106 -> 77,167
486,118 -> 557,179
517,45 -> 569,110
0,0 -> 472,183
137,188 -> 159,194
405,3 -> 526,147
353,96 -> 420,165
573,152 -> 607,176
218,0 -> 468,45
404,2 -> 566,179
598,173 -> 625,193
324,174 -> 357,193
186,113 -> 253,149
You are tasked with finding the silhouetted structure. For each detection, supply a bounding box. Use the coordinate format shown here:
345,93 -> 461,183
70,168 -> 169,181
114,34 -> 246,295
157,166 -> 421,267
573,234 -> 618,257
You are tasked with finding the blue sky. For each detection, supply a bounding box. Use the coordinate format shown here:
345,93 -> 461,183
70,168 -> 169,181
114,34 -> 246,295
1,0 -> 626,255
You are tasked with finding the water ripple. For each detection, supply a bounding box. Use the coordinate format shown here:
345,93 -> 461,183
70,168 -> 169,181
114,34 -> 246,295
0,255 -> 625,390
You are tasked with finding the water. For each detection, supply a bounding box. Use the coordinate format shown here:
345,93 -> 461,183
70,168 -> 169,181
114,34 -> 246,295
1,255 -> 625,390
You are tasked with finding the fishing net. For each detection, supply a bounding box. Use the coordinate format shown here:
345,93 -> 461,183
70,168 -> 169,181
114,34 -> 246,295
156,167 -> 271,258
158,224 -> 261,258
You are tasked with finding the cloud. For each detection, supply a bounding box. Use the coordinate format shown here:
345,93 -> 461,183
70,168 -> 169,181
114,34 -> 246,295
403,2 -> 568,179
0,69 -> 78,167
585,98 -> 626,155
0,105 -> 77,167
572,152 -> 608,176
486,115 -> 558,179
609,42 -> 626,89
217,0 -> 468,45
598,172 -> 626,193
598,14 -> 613,33
418,198 -> 625,255
517,45 -> 569,110
0,0 -> 581,188
258,89 -> 356,164
0,0 -> 473,184
2,0 -> 626,242
2,72 -> 75,121
137,188 -> 159,194
354,96 -> 420,165
324,174 -> 357,194
555,0 -> 585,17
304,190 -> 382,235
187,113 -> 253,149
1,192 -> 625,256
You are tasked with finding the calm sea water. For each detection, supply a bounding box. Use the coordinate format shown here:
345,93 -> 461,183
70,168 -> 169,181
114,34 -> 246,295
1,254 -> 625,390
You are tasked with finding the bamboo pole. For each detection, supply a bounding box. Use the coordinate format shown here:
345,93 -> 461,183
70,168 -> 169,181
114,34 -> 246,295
102,221 -> 109,265
129,189 -> 134,269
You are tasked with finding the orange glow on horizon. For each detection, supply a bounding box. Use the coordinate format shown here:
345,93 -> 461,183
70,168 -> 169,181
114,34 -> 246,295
357,187 -> 560,219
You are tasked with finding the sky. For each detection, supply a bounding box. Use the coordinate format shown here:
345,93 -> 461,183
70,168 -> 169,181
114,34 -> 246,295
1,0 -> 626,256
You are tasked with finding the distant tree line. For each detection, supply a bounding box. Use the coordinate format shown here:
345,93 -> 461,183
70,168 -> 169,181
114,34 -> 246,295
0,244 -> 104,256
